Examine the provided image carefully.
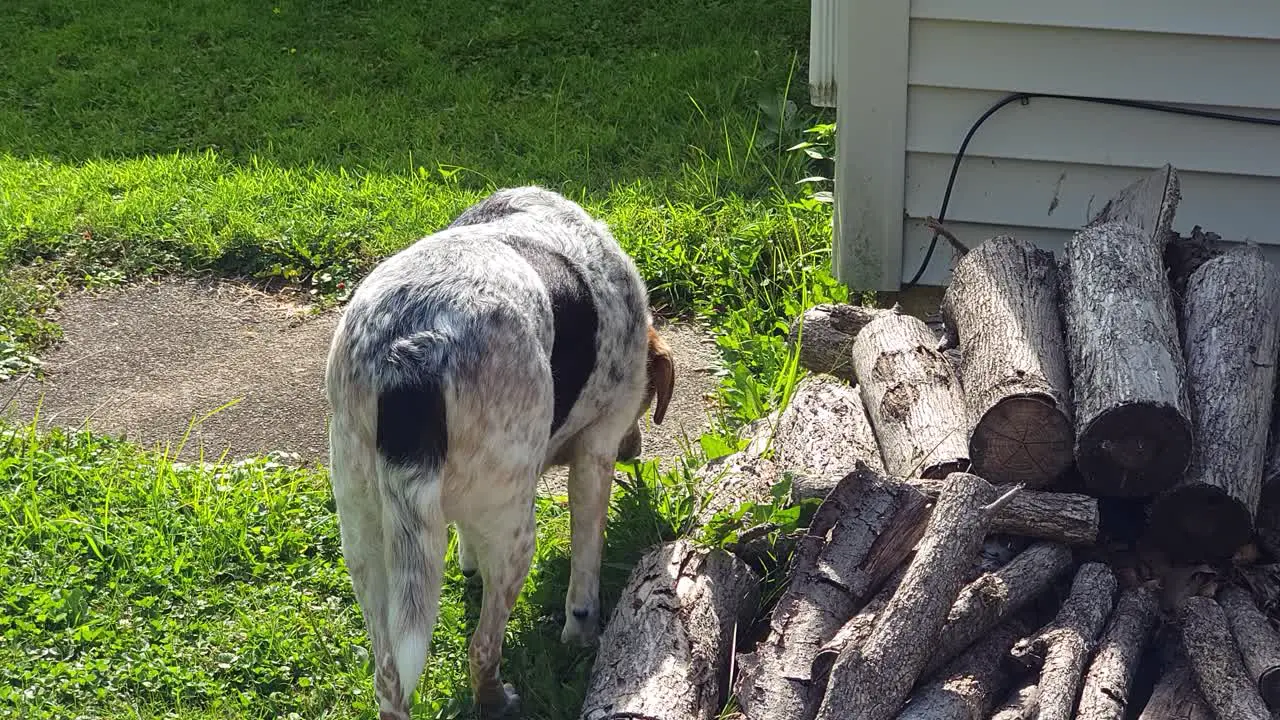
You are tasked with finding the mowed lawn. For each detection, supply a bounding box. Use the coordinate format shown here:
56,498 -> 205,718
0,1 -> 843,718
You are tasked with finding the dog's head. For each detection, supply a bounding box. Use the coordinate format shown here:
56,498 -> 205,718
617,325 -> 676,460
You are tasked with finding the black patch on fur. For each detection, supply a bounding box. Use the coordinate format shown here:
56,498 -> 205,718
500,236 -> 599,435
377,377 -> 448,468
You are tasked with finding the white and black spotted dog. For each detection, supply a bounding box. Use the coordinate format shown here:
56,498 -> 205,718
324,186 -> 675,719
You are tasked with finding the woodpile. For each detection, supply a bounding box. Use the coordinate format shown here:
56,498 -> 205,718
581,164 -> 1280,720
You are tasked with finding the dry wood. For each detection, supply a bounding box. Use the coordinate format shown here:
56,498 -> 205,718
1076,585 -> 1161,720
736,463 -> 930,720
1148,247 -> 1280,563
1010,562 -> 1117,720
692,453 -> 781,527
1137,663 -> 1213,720
1178,595 -> 1270,720
923,541 -> 1076,677
940,234 -> 1073,488
580,540 -> 759,720
814,472 -> 996,720
788,303 -> 895,382
807,563 -> 909,701
907,478 -> 1098,545
1218,584 -> 1280,710
989,681 -> 1039,720
850,310 -> 970,479
894,615 -> 1029,720
769,374 -> 886,502
1061,165 -> 1193,497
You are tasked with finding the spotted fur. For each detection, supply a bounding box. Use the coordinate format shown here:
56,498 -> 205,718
324,186 -> 675,718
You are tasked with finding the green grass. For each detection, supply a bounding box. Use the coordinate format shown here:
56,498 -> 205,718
0,0 -> 852,716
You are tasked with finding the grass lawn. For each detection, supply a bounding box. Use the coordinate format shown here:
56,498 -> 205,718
0,0 -> 848,717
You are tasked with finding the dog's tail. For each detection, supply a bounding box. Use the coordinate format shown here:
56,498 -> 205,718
374,329 -> 453,713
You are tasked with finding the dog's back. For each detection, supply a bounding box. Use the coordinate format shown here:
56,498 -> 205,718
324,187 -> 664,718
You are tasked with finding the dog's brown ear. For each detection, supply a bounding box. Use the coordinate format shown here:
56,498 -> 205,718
647,326 -> 675,425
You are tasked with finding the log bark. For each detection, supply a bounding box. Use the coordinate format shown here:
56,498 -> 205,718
906,478 -> 1099,545
1061,165 -> 1192,497
1218,584 -> 1280,710
580,540 -> 759,720
770,374 -> 886,503
894,615 -> 1030,720
788,303 -> 894,382
850,310 -> 970,479
1178,595 -> 1271,720
1137,663 -> 1213,720
736,463 -> 930,720
989,681 -> 1039,720
814,472 -> 996,720
1148,247 -> 1280,563
923,541 -> 1076,677
808,563 -> 909,699
1009,562 -> 1117,720
1076,585 -> 1161,720
940,234 -> 1073,488
1165,225 -> 1228,324
693,453 -> 781,527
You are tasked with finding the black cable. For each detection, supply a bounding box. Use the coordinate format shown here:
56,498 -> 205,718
904,91 -> 1280,288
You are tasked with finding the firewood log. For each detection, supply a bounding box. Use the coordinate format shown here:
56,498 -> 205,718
940,234 -> 1073,488
736,463 -> 930,720
814,472 -> 997,720
850,310 -> 970,479
1075,585 -> 1161,720
579,540 -> 759,720
788,303 -> 894,382
1217,585 -> 1280,710
1136,663 -> 1213,720
1060,165 -> 1193,497
907,478 -> 1098,545
989,680 -> 1039,720
1147,247 -> 1280,563
1010,562 -> 1117,720
1177,595 -> 1270,720
808,563 -> 909,702
770,374 -> 886,502
692,453 -> 781,528
894,615 -> 1030,720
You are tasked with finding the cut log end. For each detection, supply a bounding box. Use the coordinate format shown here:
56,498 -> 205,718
971,394 -> 1074,487
1148,485 -> 1254,564
1077,403 -> 1192,496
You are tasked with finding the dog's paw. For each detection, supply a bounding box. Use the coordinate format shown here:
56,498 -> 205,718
475,682 -> 521,718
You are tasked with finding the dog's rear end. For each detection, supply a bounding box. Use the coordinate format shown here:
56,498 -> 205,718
325,187 -> 673,718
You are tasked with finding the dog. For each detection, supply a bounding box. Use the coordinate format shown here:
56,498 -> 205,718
324,186 -> 675,718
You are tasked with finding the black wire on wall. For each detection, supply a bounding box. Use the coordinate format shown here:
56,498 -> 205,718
904,91 -> 1280,288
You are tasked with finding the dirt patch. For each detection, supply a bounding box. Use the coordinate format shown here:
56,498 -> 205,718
1,278 -> 725,491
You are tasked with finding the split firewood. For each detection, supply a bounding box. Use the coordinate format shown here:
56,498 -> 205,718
1075,585 -> 1161,720
923,541 -> 1076,677
989,680 -> 1039,720
736,463 -> 930,720
894,615 -> 1030,720
1178,595 -> 1270,720
907,478 -> 1099,545
1009,562 -> 1117,720
579,540 -> 759,720
1060,165 -> 1192,497
1148,247 -> 1280,563
807,563 -> 909,702
1217,585 -> 1280,710
940,234 -> 1074,488
769,374 -> 886,502
814,472 -> 997,720
850,310 -> 970,479
787,303 -> 895,382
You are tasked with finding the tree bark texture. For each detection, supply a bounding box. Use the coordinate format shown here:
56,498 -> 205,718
693,453 -> 781,528
1009,562 -> 1117,720
1148,247 -> 1280,563
788,303 -> 895,382
1060,222 -> 1192,497
1136,663 -> 1214,720
1178,595 -> 1271,720
579,540 -> 759,720
894,615 -> 1030,720
906,478 -> 1099,545
1075,585 -> 1161,720
808,563 -> 909,701
1218,584 -> 1280,710
850,310 -> 970,479
923,541 -> 1076,677
814,472 -> 996,720
770,374 -> 886,503
989,681 -> 1039,720
940,234 -> 1074,488
736,464 -> 930,720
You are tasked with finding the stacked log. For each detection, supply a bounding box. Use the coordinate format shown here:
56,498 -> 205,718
580,163 -> 1280,720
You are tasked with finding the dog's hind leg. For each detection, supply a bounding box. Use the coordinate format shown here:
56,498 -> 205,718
561,440 -> 618,647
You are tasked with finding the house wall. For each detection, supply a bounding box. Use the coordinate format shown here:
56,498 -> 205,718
831,0 -> 1280,290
